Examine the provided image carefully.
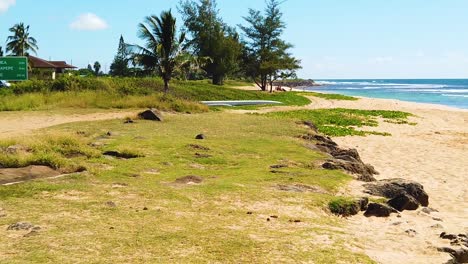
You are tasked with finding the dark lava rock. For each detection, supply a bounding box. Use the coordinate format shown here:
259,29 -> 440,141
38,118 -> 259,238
364,203 -> 398,217
195,134 -> 206,140
358,197 -> 369,211
103,151 -> 141,159
322,160 -> 377,182
364,178 -> 429,207
438,247 -> 468,263
387,194 -> 420,211
270,164 -> 288,169
138,109 -> 163,121
174,175 -> 203,184
300,121 -> 319,133
7,222 -> 36,231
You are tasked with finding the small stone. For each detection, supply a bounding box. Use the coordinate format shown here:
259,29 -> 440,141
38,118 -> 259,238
392,221 -> 403,226
107,131 -> 113,136
138,109 -> 163,121
270,215 -> 279,219
246,211 -> 253,215
7,222 -> 35,231
431,224 -> 444,229
432,217 -> 443,222
105,201 -> 117,208
422,207 -> 439,214
195,134 -> 206,140
405,229 -> 417,237
267,218 -> 270,222
124,118 -> 134,124
143,207 -> 148,211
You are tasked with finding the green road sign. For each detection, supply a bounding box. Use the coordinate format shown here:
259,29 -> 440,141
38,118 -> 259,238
0,57 -> 28,81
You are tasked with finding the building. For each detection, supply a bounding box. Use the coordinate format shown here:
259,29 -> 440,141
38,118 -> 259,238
28,55 -> 76,80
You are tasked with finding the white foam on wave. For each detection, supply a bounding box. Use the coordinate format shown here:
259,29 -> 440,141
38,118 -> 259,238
442,94 -> 468,98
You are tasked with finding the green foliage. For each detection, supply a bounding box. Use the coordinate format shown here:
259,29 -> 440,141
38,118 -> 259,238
179,0 -> 243,85
265,109 -> 413,136
128,10 -> 188,92
1,77 -> 309,111
109,35 -> 130,77
6,23 -> 38,56
93,61 -> 101,76
328,197 -> 359,216
240,0 -> 300,91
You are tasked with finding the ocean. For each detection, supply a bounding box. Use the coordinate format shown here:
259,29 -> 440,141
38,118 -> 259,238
305,79 -> 468,109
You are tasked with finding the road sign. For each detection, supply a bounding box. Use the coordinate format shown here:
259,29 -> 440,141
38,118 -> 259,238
0,57 -> 28,81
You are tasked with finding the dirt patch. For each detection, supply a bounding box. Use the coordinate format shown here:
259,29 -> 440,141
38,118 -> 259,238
277,184 -> 328,194
0,165 -> 61,185
187,144 -> 210,151
174,175 -> 204,185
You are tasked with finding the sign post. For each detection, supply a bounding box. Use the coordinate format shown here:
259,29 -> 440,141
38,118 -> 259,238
0,57 -> 28,81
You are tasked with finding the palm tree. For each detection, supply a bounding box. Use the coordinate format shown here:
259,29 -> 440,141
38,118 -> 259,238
6,23 -> 39,56
0,46 -> 3,57
128,10 -> 187,92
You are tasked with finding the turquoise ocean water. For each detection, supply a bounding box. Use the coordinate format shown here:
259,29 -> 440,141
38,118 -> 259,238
306,79 -> 468,109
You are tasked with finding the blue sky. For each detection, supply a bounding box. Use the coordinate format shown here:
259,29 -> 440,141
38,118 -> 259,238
1,0 -> 468,79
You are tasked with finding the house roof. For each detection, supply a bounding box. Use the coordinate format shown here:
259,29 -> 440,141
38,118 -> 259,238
29,56 -> 77,69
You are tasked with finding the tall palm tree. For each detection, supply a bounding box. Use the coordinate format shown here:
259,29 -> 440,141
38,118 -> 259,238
6,23 -> 39,56
0,46 -> 3,57
128,10 -> 187,92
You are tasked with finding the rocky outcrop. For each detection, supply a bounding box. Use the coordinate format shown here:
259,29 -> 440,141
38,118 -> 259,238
364,203 -> 398,217
387,194 -> 420,212
364,178 -> 429,207
138,109 -> 163,121
300,132 -> 378,182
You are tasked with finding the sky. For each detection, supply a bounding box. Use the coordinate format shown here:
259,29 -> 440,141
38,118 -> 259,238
1,0 -> 468,79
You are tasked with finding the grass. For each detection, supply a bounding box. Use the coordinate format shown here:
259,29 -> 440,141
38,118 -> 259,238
264,108 -> 413,136
0,134 -> 99,172
0,112 -> 374,263
328,197 -> 360,216
0,77 -> 310,112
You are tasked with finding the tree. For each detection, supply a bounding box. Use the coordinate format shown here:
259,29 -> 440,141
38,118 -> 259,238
6,23 -> 39,56
0,46 -> 3,57
87,64 -> 93,72
93,61 -> 101,76
128,10 -> 188,92
240,0 -> 300,92
109,35 -> 130,76
179,0 -> 242,85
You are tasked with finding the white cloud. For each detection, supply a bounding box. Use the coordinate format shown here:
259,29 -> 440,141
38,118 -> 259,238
70,13 -> 108,31
0,0 -> 15,14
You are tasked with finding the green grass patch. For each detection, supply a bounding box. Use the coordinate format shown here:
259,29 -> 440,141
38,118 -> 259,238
264,108 -> 413,136
328,197 -> 359,216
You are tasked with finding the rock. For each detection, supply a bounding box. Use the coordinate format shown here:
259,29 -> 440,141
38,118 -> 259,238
438,247 -> 468,263
174,175 -> 203,184
422,207 -> 439,214
431,224 -> 444,229
195,134 -> 206,140
364,203 -> 398,217
358,197 -> 369,211
387,194 -> 420,211
405,229 -> 417,237
138,109 -> 163,121
124,118 -> 134,124
0,166 -> 61,185
433,217 -> 443,222
364,178 -> 429,207
441,232 -> 459,240
106,131 -> 113,136
7,222 -> 35,231
300,121 -> 319,133
103,151 -> 141,159
322,160 -> 377,182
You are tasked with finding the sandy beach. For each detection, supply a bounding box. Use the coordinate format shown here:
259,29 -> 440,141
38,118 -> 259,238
305,96 -> 468,263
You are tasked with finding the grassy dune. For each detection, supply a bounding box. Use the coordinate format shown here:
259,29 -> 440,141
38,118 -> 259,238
0,112 -> 374,263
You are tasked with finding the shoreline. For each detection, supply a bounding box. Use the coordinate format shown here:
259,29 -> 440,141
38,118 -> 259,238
294,87 -> 468,112
304,96 -> 467,263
